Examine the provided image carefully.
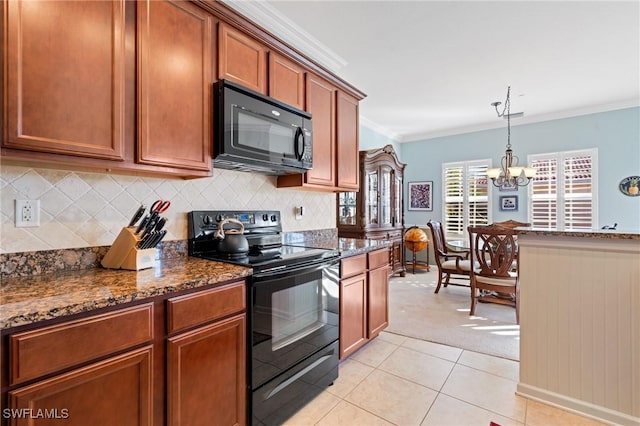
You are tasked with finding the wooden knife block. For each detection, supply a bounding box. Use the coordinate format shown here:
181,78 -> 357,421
101,227 -> 156,271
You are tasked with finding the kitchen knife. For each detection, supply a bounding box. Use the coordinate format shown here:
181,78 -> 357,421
148,230 -> 167,249
128,205 -> 145,227
135,215 -> 150,234
154,217 -> 167,232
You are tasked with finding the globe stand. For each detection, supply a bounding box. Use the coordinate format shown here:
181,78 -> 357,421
404,226 -> 430,274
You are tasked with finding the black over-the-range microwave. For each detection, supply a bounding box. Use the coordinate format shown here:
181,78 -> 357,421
213,79 -> 313,175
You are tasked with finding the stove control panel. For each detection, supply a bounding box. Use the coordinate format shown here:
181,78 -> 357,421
188,210 -> 281,240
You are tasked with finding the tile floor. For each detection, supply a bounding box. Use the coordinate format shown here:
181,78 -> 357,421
283,332 -> 608,426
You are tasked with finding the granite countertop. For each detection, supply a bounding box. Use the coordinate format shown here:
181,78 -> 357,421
0,257 -> 252,330
0,236 -> 388,331
293,237 -> 392,257
514,227 -> 640,240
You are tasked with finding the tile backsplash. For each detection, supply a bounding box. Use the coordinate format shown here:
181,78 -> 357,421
0,164 -> 336,253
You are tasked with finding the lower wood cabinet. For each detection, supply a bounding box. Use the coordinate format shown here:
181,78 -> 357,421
1,280 -> 247,426
339,249 -> 390,359
8,346 -> 153,426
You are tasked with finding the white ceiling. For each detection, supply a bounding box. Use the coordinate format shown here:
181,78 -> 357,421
224,1 -> 640,142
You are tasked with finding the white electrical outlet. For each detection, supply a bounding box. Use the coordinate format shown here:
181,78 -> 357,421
15,199 -> 40,227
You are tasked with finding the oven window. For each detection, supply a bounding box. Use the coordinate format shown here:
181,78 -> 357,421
271,280 -> 325,351
236,110 -> 296,156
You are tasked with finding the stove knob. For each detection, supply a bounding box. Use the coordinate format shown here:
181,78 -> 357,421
262,213 -> 269,222
203,215 -> 213,225
215,214 -> 223,222
270,214 -> 277,222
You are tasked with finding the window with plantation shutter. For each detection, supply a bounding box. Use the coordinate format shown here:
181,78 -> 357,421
443,160 -> 491,240
528,149 -> 597,230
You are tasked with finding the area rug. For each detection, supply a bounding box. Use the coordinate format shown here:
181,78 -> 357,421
387,269 -> 520,361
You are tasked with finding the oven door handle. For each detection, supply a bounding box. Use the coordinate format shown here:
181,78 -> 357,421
264,354 -> 334,400
253,258 -> 339,280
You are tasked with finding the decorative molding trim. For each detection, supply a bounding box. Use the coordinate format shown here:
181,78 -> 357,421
221,0 -> 348,72
396,99 -> 640,143
360,116 -> 401,142
516,384 -> 640,426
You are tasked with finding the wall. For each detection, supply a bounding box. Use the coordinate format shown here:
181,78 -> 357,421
400,107 -> 640,231
0,165 -> 335,253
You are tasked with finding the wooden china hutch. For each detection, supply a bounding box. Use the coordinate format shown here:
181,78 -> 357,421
337,145 -> 406,276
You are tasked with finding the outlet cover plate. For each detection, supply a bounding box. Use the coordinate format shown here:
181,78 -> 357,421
15,199 -> 40,227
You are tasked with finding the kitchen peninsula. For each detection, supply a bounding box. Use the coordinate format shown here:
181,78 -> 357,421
515,228 -> 640,426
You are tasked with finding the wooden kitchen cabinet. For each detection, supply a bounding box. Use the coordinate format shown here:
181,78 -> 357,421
338,145 -> 406,276
268,52 -> 306,110
166,280 -> 246,426
339,256 -> 368,359
2,0 -> 212,178
9,346 -> 152,426
5,304 -> 154,425
3,0 -> 126,160
137,0 -> 214,172
339,249 -> 390,359
277,72 -> 360,191
218,22 -> 267,94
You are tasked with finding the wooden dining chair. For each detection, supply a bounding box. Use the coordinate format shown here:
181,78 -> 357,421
427,220 -> 472,293
467,224 -> 519,323
492,219 -> 530,229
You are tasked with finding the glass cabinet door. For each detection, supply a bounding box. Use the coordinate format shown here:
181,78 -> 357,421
393,175 -> 402,226
338,192 -> 357,225
380,166 -> 392,226
366,170 -> 378,225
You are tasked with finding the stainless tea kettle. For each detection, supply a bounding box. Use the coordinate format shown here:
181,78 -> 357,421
214,218 -> 249,255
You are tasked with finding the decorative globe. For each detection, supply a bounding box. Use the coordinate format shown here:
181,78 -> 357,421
404,226 -> 428,252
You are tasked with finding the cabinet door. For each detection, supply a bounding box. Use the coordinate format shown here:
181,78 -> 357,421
218,22 -> 266,93
336,91 -> 359,190
368,265 -> 389,337
339,273 -> 367,359
380,166 -> 393,227
365,169 -> 379,227
269,53 -> 305,110
167,314 -> 246,426
3,0 -> 125,160
137,0 -> 213,171
9,346 -> 152,426
305,73 -> 336,187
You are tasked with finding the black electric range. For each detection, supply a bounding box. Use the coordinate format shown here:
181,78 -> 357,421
187,210 -> 339,273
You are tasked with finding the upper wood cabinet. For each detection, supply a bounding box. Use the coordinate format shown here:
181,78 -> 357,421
218,22 -> 267,94
3,0 -> 126,160
268,52 -> 305,110
137,0 -> 213,172
277,73 -> 360,192
336,91 -> 360,190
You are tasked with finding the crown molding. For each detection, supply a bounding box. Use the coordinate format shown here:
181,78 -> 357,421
221,0 -> 348,73
360,116 -> 401,142
396,98 -> 640,143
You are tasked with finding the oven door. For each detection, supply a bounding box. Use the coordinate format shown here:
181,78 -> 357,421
250,259 -> 339,390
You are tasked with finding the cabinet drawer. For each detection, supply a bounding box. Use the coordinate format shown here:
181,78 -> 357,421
167,281 -> 245,334
10,304 -> 153,385
340,254 -> 366,278
368,249 -> 389,270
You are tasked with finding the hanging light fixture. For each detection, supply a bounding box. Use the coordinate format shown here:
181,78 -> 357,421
486,86 -> 536,187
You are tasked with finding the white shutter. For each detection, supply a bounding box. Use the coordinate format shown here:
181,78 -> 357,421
443,160 -> 491,240
444,165 -> 464,237
528,149 -> 597,230
467,163 -> 489,227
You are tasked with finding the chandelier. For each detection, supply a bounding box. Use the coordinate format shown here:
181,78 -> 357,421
486,86 -> 536,187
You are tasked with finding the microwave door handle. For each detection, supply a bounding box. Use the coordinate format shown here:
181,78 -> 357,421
294,126 -> 304,160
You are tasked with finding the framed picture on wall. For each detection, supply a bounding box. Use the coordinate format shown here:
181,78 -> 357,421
499,195 -> 518,211
408,181 -> 433,211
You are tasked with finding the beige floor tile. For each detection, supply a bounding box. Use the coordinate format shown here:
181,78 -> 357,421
281,391 -> 341,426
317,400 -> 393,426
422,393 -> 524,426
346,369 -> 438,425
327,359 -> 374,398
378,346 -> 455,391
349,338 -> 399,368
525,399 -> 610,426
377,330 -> 408,345
401,336 -> 463,362
458,350 -> 519,382
441,364 -> 527,422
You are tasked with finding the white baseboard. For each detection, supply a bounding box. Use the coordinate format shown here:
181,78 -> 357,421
516,383 -> 640,426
